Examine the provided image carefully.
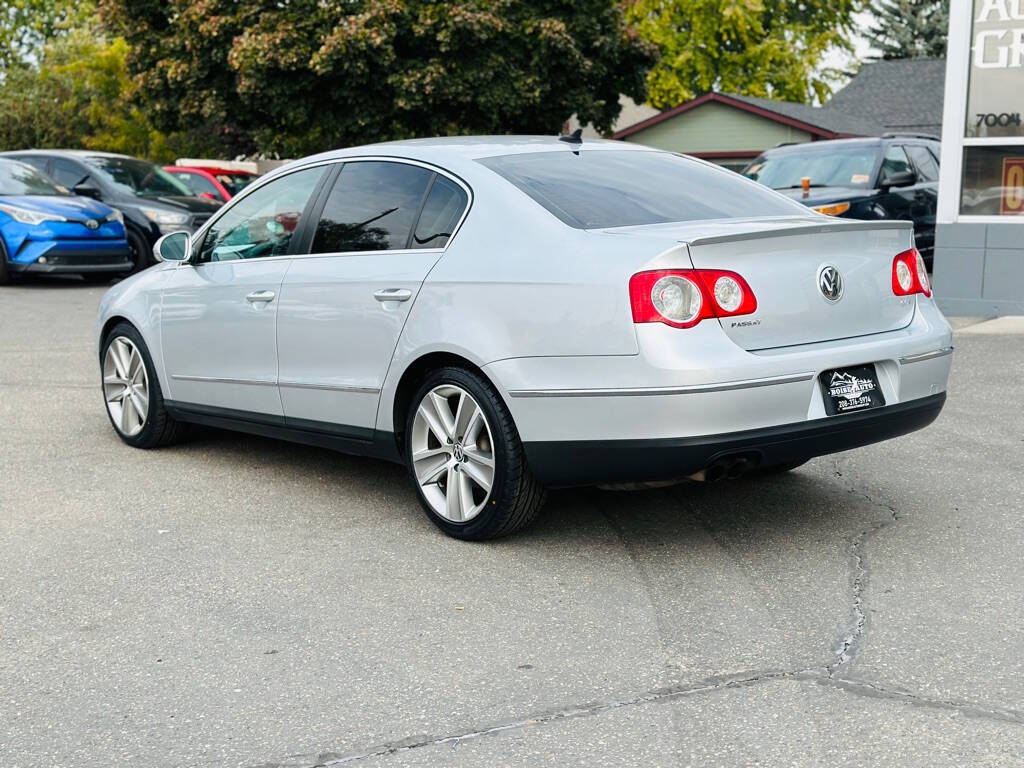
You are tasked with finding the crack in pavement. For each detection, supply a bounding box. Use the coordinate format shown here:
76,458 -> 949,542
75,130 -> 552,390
824,457 -> 899,678
249,668 -> 1023,768
247,669 -> 802,768
250,465 -> 1021,767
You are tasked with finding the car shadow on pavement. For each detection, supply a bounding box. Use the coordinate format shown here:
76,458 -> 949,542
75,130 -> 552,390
179,424 -> 863,554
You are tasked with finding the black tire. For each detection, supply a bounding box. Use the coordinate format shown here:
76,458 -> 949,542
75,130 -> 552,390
404,366 -> 546,540
127,228 -> 153,273
0,239 -> 12,285
100,322 -> 188,448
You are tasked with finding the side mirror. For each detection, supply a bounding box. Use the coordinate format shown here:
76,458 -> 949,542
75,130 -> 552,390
153,231 -> 192,263
72,183 -> 102,199
881,170 -> 916,190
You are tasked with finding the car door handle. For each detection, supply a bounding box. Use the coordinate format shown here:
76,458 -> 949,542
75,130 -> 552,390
373,288 -> 412,302
246,290 -> 276,303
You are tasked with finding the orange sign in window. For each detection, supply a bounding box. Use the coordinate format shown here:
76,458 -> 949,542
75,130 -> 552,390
1001,157 -> 1024,215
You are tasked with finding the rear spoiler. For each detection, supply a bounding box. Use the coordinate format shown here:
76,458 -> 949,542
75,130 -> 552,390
683,219 -> 913,247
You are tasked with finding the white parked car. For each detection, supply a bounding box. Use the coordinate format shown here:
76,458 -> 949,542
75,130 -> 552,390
97,137 -> 953,539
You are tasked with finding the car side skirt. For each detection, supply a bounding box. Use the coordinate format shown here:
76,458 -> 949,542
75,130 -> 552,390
522,393 -> 945,488
163,401 -> 402,464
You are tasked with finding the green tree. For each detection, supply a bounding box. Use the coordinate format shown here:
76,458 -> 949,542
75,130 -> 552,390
866,0 -> 948,60
0,0 -> 95,70
627,0 -> 862,108
0,25 -> 220,161
98,0 -> 656,156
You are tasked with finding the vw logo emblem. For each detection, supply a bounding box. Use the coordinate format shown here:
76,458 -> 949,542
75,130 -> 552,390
818,265 -> 843,302
85,219 -> 99,230
452,443 -> 465,463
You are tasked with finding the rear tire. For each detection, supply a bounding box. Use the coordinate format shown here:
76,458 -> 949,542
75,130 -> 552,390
404,366 -> 546,540
101,322 -> 187,448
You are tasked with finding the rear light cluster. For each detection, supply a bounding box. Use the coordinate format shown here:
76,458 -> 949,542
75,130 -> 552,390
629,269 -> 757,329
891,248 -> 931,298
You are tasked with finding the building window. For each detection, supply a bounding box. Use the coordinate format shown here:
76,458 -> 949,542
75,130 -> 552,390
966,0 -> 1024,139
960,146 -> 1024,215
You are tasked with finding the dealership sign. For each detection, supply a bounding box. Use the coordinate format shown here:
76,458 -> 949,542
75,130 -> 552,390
968,0 -> 1024,136
1000,157 -> 1024,214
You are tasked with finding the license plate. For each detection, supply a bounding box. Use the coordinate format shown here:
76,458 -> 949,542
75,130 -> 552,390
819,364 -> 886,416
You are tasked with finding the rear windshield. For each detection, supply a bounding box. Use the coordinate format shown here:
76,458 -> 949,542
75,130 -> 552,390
477,150 -> 805,229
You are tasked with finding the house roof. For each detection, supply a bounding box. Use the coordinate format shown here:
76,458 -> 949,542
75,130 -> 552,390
823,58 -> 945,135
612,92 -> 881,141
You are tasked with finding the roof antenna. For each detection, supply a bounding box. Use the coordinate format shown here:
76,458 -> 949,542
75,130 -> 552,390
559,128 -> 583,144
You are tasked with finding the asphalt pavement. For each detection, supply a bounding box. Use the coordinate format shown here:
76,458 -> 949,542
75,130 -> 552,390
1,277 -> 1021,767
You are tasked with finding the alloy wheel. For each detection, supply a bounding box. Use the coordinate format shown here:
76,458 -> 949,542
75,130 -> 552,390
411,384 -> 495,523
103,337 -> 149,437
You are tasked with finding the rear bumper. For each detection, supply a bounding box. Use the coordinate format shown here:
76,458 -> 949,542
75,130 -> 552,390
524,392 -> 945,487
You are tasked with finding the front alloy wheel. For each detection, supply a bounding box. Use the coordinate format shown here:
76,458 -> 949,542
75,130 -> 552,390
103,336 -> 149,437
411,384 -> 496,523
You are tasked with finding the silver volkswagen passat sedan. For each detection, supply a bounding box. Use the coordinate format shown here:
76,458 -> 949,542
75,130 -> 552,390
96,136 -> 952,539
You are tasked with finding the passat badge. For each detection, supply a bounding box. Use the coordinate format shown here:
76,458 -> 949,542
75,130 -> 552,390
818,265 -> 843,302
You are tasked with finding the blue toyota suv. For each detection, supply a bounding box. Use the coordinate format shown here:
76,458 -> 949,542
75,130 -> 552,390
0,158 -> 131,284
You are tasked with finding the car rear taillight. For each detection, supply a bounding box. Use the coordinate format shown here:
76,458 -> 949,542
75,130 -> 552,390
629,269 -> 757,329
892,248 -> 931,298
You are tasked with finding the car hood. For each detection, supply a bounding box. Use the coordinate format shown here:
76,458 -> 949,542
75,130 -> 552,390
133,195 -> 222,213
774,187 -> 878,206
0,194 -> 114,221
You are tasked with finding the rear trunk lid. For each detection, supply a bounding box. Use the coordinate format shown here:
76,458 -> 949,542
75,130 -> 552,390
682,218 -> 915,350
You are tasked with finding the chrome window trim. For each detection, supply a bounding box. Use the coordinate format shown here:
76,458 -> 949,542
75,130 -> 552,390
507,372 -> 815,398
187,155 -> 474,262
898,347 -> 953,365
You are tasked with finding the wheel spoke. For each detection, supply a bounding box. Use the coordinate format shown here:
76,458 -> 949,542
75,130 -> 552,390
419,394 -> 452,443
110,340 -> 130,379
457,471 -> 474,519
130,391 -> 149,421
120,395 -> 133,433
454,396 -> 478,441
463,446 -> 494,468
445,466 -> 462,522
461,458 -> 492,493
415,453 -> 449,486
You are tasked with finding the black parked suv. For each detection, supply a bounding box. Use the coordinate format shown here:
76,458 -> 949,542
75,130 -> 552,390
0,150 -> 221,271
743,135 -> 941,267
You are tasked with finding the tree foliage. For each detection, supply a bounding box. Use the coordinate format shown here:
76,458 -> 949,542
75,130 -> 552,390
0,0 -> 95,69
627,0 -> 862,108
0,26 -> 220,161
866,0 -> 948,60
98,0 -> 657,157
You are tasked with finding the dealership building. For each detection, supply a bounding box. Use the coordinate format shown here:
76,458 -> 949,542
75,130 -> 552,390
932,0 -> 1024,315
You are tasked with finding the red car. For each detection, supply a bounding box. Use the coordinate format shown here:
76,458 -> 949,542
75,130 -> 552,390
163,166 -> 258,203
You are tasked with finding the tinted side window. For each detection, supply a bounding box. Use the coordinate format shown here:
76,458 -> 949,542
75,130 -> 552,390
412,176 -> 468,249
880,145 -> 912,179
905,145 -> 939,182
198,166 -> 325,262
51,158 -> 88,188
15,156 -> 50,176
312,161 -> 433,253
